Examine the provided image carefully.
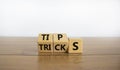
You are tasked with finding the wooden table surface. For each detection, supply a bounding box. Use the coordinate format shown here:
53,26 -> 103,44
0,37 -> 120,70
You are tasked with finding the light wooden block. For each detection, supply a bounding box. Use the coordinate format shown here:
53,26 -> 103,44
38,34 -> 53,52
53,33 -> 68,52
68,38 -> 82,53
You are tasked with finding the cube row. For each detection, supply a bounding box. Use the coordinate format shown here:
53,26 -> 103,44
37,33 -> 82,53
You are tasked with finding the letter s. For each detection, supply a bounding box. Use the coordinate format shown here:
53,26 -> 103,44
73,42 -> 78,50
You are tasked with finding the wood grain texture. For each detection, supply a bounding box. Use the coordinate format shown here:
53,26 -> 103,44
0,37 -> 120,70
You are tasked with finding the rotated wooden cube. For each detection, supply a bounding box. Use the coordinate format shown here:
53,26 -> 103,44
38,34 -> 53,52
68,38 -> 82,53
53,33 -> 68,52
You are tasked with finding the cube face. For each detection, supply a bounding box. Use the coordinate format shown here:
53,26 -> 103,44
38,34 -> 53,52
38,43 -> 53,52
38,34 -> 53,43
68,38 -> 82,53
53,34 -> 68,52
54,42 -> 68,52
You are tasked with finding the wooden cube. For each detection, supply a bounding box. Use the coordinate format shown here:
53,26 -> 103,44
38,34 -> 53,52
68,38 -> 82,53
53,33 -> 68,52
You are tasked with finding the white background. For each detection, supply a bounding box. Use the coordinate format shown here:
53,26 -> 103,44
0,0 -> 120,37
